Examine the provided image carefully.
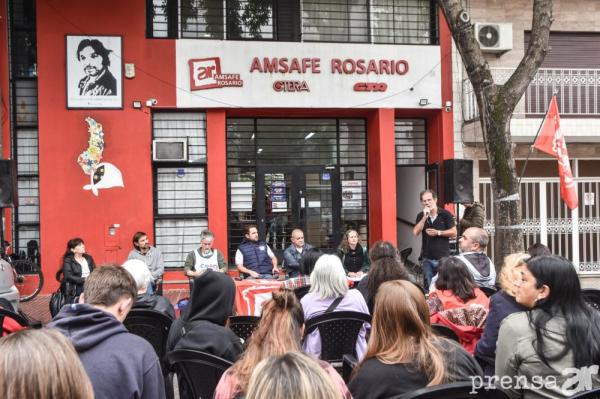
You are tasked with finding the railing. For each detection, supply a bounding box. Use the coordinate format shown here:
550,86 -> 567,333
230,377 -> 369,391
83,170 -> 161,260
480,178 -> 600,273
463,68 -> 600,121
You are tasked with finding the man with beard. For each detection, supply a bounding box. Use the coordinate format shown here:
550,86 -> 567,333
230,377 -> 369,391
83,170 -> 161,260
77,39 -> 117,96
127,232 -> 164,294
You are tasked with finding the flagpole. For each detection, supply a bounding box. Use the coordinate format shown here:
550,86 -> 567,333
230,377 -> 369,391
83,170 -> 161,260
517,92 -> 558,187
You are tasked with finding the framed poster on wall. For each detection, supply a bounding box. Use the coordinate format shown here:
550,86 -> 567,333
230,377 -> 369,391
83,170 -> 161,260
66,35 -> 122,109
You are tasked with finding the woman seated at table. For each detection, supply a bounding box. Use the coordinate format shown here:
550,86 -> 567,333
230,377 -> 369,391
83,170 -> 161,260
301,254 -> 370,361
349,280 -> 483,399
215,289 -> 351,399
337,229 -> 369,277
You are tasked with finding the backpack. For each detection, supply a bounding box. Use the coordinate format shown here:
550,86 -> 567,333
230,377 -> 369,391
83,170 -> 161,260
49,270 -> 77,317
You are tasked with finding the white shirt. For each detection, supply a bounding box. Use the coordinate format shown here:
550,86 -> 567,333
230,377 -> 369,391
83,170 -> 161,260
79,258 -> 90,278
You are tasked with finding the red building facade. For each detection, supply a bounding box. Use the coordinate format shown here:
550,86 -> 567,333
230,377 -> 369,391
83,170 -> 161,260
1,0 -> 454,292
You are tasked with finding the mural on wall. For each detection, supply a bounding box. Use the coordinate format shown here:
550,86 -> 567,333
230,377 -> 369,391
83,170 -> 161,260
78,117 -> 124,196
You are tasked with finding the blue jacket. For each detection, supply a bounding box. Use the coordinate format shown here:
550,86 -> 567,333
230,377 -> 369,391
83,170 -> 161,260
282,243 -> 313,272
238,239 -> 273,274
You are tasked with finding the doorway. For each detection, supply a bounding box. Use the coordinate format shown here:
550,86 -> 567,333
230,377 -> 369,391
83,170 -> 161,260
256,165 -> 341,260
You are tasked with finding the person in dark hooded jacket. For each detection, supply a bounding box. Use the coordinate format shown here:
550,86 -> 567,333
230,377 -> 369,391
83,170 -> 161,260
48,265 -> 166,399
123,259 -> 175,319
167,270 -> 243,362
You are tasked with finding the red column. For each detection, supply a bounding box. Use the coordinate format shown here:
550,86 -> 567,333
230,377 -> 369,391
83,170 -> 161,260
206,109 -> 228,261
367,108 -> 397,246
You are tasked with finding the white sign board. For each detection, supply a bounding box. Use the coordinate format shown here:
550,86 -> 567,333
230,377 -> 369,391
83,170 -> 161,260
176,40 -> 441,109
584,192 -> 595,206
231,181 -> 253,211
342,180 -> 362,208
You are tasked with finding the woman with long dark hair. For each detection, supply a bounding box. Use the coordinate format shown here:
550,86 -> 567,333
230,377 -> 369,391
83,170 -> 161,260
356,241 -> 410,312
349,280 -> 482,399
61,237 -> 96,298
427,256 -> 489,314
337,229 -> 369,277
496,255 -> 600,397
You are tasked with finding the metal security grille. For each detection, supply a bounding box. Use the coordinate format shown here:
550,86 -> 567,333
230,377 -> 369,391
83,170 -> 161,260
226,118 -> 368,260
395,119 -> 427,165
371,0 -> 435,44
147,0 -> 437,44
302,0 -> 369,43
152,112 -> 208,268
9,0 -> 40,254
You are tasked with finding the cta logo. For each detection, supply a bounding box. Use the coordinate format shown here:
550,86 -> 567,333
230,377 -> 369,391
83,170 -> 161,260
189,57 -> 243,90
353,82 -> 388,92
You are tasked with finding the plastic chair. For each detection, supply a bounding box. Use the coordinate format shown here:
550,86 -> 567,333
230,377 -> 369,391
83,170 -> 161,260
293,284 -> 311,300
0,306 -> 30,327
397,381 -> 510,399
342,354 -> 358,383
123,309 -> 173,361
431,323 -> 460,342
228,315 -> 260,342
569,387 -> 600,398
582,289 -> 600,312
166,349 -> 233,399
479,286 -> 497,298
303,310 -> 371,368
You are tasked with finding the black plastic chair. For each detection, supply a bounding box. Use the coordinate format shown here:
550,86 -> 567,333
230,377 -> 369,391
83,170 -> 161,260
479,286 -> 498,298
342,354 -> 358,383
123,309 -> 173,361
0,306 -> 30,327
582,289 -> 600,312
166,349 -> 233,399
293,284 -> 311,300
431,323 -> 460,342
228,315 -> 260,342
569,387 -> 600,398
396,381 -> 510,399
303,310 -> 371,368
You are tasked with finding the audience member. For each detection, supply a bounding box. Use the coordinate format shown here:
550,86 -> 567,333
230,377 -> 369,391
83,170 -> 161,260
184,230 -> 227,278
236,224 -> 280,279
281,247 -> 323,290
122,259 -> 175,320
215,289 -> 351,399
475,252 -> 530,375
455,227 -> 496,289
49,266 -> 165,399
0,328 -> 94,399
427,257 -> 490,313
127,232 -> 164,293
349,280 -> 483,399
62,237 -> 96,298
283,228 -> 313,278
356,240 -> 410,312
247,352 -> 342,399
496,255 -> 600,397
301,254 -> 369,361
527,242 -> 551,258
337,229 -> 369,277
167,271 -> 242,361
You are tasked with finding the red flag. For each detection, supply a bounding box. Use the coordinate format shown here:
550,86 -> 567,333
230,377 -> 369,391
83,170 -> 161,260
533,96 -> 578,209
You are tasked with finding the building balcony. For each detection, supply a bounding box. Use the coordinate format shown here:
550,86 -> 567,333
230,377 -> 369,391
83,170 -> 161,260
462,68 -> 600,144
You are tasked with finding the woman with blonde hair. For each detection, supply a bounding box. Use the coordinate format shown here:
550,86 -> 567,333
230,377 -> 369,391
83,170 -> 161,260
0,328 -> 94,399
337,229 -> 369,276
246,352 -> 342,399
214,289 -> 351,399
475,252 -> 530,375
349,280 -> 482,399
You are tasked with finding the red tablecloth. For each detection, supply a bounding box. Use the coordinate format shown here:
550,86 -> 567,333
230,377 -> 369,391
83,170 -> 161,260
234,279 -> 283,316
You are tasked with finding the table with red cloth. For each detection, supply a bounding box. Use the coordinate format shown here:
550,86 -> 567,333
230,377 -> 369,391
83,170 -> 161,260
234,279 -> 284,316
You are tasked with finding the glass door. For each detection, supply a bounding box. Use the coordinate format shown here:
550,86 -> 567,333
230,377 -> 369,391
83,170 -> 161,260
256,166 -> 340,261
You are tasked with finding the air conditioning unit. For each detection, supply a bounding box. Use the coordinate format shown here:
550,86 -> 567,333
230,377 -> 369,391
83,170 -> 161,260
152,138 -> 188,162
474,22 -> 513,53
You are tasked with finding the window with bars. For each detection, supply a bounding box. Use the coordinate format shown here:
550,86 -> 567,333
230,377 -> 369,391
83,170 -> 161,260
395,119 -> 427,165
147,0 -> 437,44
152,112 -> 208,268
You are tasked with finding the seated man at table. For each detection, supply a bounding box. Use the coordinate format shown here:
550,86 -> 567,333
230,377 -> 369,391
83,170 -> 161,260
235,224 -> 280,279
183,229 -> 227,278
282,228 -> 313,278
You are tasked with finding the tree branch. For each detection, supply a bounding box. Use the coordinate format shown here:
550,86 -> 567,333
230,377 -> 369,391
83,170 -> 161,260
502,0 -> 553,110
438,0 -> 494,93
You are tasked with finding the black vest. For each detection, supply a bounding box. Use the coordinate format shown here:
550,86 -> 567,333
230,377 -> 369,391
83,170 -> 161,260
238,240 -> 273,274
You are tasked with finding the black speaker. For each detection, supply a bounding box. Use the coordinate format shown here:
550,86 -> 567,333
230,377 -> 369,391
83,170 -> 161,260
0,160 -> 18,208
443,159 -> 473,204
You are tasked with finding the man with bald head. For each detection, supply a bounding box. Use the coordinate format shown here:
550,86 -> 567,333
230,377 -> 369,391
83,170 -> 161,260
457,227 -> 496,289
282,228 -> 313,278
